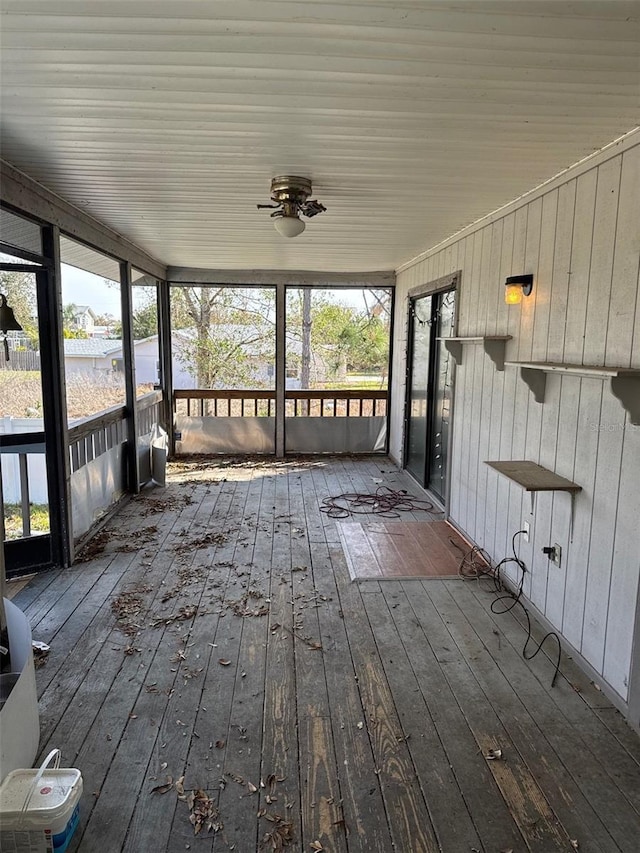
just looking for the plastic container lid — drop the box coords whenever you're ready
[0,768,82,823]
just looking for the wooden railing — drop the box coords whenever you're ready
[68,403,127,473]
[137,389,164,436]
[174,389,387,418]
[286,389,387,417]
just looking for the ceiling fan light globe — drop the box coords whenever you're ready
[274,216,306,238]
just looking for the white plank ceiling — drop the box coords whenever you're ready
[1,1,639,272]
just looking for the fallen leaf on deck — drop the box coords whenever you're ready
[247,782,258,793]
[484,748,502,760]
[150,776,173,795]
[215,740,225,749]
[310,842,324,851]
[218,658,231,666]
[570,842,579,850]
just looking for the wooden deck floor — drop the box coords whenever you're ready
[15,456,640,853]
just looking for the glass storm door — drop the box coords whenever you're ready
[404,289,455,503]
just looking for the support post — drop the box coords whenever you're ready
[275,283,286,458]
[157,280,174,454]
[120,261,140,493]
[40,227,73,567]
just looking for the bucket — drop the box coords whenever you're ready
[0,749,83,853]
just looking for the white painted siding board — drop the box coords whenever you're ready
[562,169,597,363]
[507,206,528,342]
[497,213,515,338]
[561,379,604,650]
[605,146,640,368]
[529,378,561,609]
[603,422,640,700]
[633,264,640,369]
[546,180,577,362]
[580,391,626,673]
[545,376,581,628]
[476,227,492,337]
[486,220,504,337]
[583,156,622,366]
[468,329,486,541]
[531,190,559,362]
[463,235,485,533]
[518,196,543,362]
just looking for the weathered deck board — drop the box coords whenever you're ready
[12,456,640,853]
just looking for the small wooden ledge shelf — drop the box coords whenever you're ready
[486,460,581,537]
[505,361,640,425]
[484,460,581,494]
[437,336,512,371]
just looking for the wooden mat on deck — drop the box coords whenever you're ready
[338,520,468,580]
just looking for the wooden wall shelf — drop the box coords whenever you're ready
[438,336,512,371]
[486,460,581,537]
[484,460,581,494]
[505,361,640,425]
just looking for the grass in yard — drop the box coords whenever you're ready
[3,503,50,539]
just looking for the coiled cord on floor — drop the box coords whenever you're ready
[320,486,439,519]
[456,531,562,688]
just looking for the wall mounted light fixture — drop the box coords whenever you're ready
[504,274,534,305]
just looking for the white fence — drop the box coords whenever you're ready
[0,417,48,504]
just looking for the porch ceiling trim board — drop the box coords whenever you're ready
[167,268,396,287]
[396,126,640,274]
[0,159,167,281]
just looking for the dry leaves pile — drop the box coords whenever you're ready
[172,530,229,555]
[110,585,153,636]
[138,493,194,517]
[75,529,111,562]
[227,588,270,618]
[150,604,199,628]
[259,813,294,851]
[115,525,159,552]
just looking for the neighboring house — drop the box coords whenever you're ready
[70,305,96,334]
[63,337,123,374]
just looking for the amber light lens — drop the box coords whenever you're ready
[504,284,523,305]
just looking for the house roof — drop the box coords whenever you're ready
[63,339,122,358]
[0,2,638,272]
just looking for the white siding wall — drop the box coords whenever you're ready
[390,132,640,709]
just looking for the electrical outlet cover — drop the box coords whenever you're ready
[553,544,562,567]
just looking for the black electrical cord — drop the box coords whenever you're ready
[457,530,562,687]
[320,486,439,519]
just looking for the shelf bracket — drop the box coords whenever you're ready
[520,366,547,403]
[611,376,640,426]
[443,339,464,365]
[483,339,507,371]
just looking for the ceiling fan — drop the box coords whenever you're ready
[257,176,326,238]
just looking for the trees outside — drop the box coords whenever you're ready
[171,287,276,389]
[287,288,391,389]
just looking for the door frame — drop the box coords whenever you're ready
[0,237,72,574]
[402,271,460,511]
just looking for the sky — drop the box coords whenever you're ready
[59,269,388,321]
